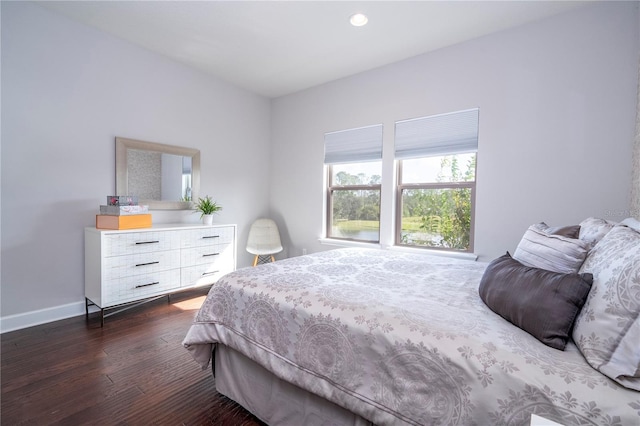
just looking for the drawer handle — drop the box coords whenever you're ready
[203,253,220,257]
[136,261,160,267]
[135,241,159,245]
[135,281,159,288]
[202,235,220,239]
[202,271,219,277]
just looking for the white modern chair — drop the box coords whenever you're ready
[246,218,283,266]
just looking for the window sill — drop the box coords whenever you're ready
[318,238,478,261]
[318,238,381,250]
[387,245,478,261]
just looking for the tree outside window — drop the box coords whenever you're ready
[328,162,381,242]
[397,153,476,251]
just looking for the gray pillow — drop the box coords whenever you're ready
[513,223,589,274]
[479,253,593,350]
[572,219,640,391]
[547,224,581,238]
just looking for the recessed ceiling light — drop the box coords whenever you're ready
[350,13,368,27]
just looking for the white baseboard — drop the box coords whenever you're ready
[0,300,98,334]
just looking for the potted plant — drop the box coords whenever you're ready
[193,195,222,225]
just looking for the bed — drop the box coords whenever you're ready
[183,218,640,426]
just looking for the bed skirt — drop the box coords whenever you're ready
[215,344,373,426]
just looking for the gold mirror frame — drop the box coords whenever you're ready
[115,137,200,210]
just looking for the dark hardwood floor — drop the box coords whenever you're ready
[1,289,266,425]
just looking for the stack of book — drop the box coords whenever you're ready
[96,195,152,230]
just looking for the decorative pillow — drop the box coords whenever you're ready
[572,218,640,391]
[479,253,593,350]
[513,223,590,274]
[546,223,581,239]
[578,217,615,249]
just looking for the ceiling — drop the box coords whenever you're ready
[38,1,591,98]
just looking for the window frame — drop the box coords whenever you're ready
[395,157,477,252]
[326,164,382,243]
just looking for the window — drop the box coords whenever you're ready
[395,109,479,252]
[327,162,381,242]
[324,125,383,243]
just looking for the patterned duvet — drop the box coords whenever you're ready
[183,248,639,425]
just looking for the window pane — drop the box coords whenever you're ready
[402,153,476,184]
[331,189,380,242]
[400,187,472,250]
[331,162,382,186]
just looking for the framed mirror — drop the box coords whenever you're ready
[115,137,200,210]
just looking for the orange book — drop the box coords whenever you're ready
[96,214,152,230]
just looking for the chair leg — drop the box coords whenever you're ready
[252,254,276,266]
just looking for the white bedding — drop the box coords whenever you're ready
[183,248,640,425]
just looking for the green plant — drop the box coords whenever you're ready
[193,196,222,218]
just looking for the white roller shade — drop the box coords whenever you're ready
[324,124,383,164]
[395,108,479,159]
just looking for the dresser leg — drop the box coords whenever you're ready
[85,298,89,321]
[101,309,105,328]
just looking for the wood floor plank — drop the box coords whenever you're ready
[1,289,266,426]
[1,345,108,392]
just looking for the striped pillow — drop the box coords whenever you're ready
[513,223,589,274]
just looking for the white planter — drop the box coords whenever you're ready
[202,214,214,225]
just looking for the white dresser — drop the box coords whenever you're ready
[84,223,236,325]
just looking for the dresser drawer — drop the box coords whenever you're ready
[103,268,181,306]
[104,250,180,280]
[180,226,235,249]
[181,263,232,288]
[103,231,181,257]
[181,242,233,267]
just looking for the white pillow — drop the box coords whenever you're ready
[578,217,615,249]
[572,218,640,391]
[513,223,589,274]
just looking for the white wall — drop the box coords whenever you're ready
[270,1,640,262]
[2,1,639,332]
[1,2,271,329]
